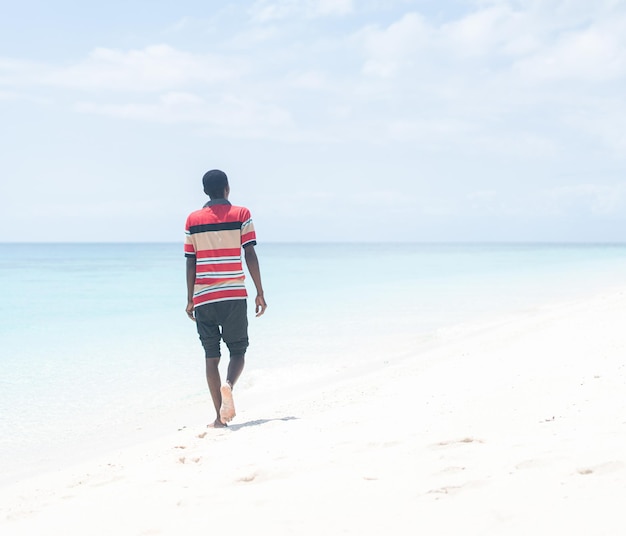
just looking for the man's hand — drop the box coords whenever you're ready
[255,294,267,317]
[186,300,196,321]
[244,245,266,317]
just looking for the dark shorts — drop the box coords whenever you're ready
[194,299,249,359]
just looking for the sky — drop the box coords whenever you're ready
[1,0,626,242]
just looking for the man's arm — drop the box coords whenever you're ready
[244,245,267,317]
[186,256,197,321]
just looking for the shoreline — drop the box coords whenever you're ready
[4,242,626,485]
[3,285,626,534]
[0,289,626,535]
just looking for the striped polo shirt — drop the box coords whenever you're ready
[184,199,257,308]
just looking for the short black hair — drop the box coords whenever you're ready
[202,169,229,198]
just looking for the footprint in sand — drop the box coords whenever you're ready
[427,480,483,497]
[435,466,466,475]
[427,485,464,495]
[435,437,484,447]
[236,472,258,483]
[178,456,202,465]
[576,461,624,476]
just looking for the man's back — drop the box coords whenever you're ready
[185,200,257,307]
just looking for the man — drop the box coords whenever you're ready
[185,169,267,428]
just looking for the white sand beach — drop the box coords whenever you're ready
[2,287,626,535]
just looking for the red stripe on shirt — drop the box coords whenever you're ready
[197,263,242,273]
[196,248,242,259]
[194,288,247,306]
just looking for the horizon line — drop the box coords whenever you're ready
[2,240,626,246]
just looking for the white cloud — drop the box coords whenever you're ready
[356,2,626,83]
[344,2,626,159]
[2,45,245,92]
[3,2,626,159]
[359,12,431,77]
[441,4,541,58]
[513,19,626,82]
[249,0,353,22]
[75,91,293,139]
[67,45,244,91]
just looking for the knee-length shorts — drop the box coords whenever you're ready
[194,300,249,359]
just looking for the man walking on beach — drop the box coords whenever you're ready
[185,169,267,428]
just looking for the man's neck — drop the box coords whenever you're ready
[204,198,231,207]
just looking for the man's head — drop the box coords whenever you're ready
[202,169,230,199]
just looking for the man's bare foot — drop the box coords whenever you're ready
[220,384,236,424]
[208,418,227,429]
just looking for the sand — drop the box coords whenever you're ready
[2,288,626,535]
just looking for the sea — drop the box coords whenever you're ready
[2,242,626,483]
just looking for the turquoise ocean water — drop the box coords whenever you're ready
[2,242,626,482]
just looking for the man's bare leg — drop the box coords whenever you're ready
[226,354,245,388]
[220,355,245,424]
[205,357,227,428]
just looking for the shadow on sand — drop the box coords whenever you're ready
[228,416,298,431]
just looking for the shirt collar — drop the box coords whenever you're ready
[203,198,231,208]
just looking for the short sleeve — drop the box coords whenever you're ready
[184,216,196,258]
[241,209,257,248]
